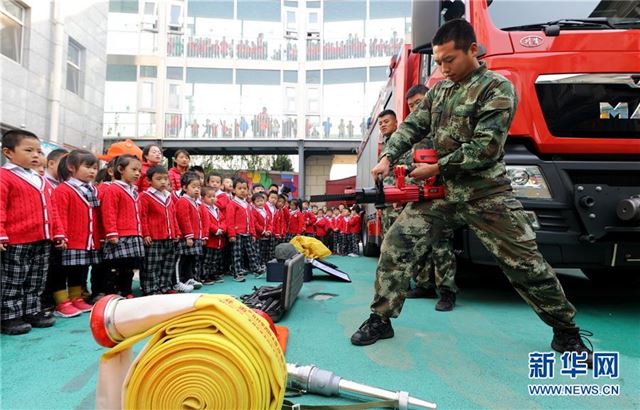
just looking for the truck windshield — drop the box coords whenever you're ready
[488,0,640,31]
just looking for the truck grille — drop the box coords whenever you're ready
[567,170,640,187]
[535,209,570,232]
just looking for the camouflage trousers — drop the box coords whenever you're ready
[371,192,577,330]
[383,205,457,293]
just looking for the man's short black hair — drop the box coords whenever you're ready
[233,177,248,188]
[432,18,476,52]
[406,84,429,101]
[2,129,39,151]
[377,109,396,120]
[47,148,68,162]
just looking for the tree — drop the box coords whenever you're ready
[271,155,293,172]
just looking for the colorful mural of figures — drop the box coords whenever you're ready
[237,170,299,198]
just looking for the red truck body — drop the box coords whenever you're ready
[357,0,640,279]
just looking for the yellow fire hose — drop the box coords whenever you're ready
[91,293,287,409]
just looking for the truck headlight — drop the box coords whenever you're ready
[506,166,552,200]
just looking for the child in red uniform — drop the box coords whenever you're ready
[265,191,278,259]
[251,193,272,267]
[175,172,207,292]
[286,199,304,241]
[336,208,349,256]
[346,206,362,257]
[0,130,67,335]
[226,178,265,281]
[302,200,317,237]
[273,194,289,245]
[136,144,162,193]
[201,186,226,284]
[51,150,101,317]
[140,166,181,295]
[168,149,190,192]
[101,155,145,298]
[314,209,331,247]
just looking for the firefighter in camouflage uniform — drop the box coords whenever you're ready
[351,19,593,367]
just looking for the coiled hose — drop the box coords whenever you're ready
[91,293,287,409]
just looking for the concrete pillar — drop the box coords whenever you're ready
[298,139,305,199]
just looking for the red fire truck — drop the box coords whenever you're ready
[357,0,640,281]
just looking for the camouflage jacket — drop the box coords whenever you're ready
[380,63,517,202]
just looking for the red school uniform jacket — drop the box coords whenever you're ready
[0,167,66,245]
[225,197,255,239]
[168,167,185,192]
[198,202,211,241]
[214,190,231,212]
[315,216,331,238]
[272,207,286,238]
[140,189,180,240]
[135,162,152,193]
[304,210,317,234]
[251,205,270,239]
[288,209,304,236]
[265,203,275,233]
[53,182,101,250]
[347,214,362,234]
[336,216,347,233]
[330,216,339,232]
[205,205,226,249]
[175,196,207,240]
[101,181,142,239]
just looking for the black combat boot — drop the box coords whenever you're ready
[551,328,594,368]
[435,290,456,311]
[350,313,394,346]
[406,286,438,299]
[0,318,32,335]
[23,311,56,328]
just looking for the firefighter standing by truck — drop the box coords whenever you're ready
[403,84,459,310]
[350,19,594,366]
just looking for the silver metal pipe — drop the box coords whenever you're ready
[286,363,436,409]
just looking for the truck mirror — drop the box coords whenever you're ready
[412,0,441,53]
[412,0,466,54]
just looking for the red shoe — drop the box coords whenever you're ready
[71,297,93,313]
[164,290,177,294]
[54,300,82,318]
[125,294,134,299]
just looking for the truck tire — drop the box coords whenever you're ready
[363,242,380,257]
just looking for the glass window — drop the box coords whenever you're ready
[287,11,296,29]
[238,0,281,22]
[369,0,411,19]
[236,69,280,85]
[168,83,181,110]
[285,86,296,112]
[369,66,388,82]
[106,64,137,81]
[168,3,182,31]
[66,39,83,95]
[324,67,366,84]
[283,70,298,83]
[324,0,365,22]
[0,0,25,63]
[143,1,156,15]
[109,0,138,13]
[140,81,155,109]
[167,66,183,80]
[309,12,318,24]
[140,65,157,78]
[188,0,233,18]
[138,112,156,137]
[306,70,320,84]
[141,1,157,31]
[186,67,233,84]
[307,87,319,113]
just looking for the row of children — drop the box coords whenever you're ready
[0,131,362,336]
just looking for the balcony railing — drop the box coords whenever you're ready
[165,33,402,61]
[103,112,366,140]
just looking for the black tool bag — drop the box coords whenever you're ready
[240,285,285,322]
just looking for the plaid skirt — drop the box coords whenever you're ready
[103,236,145,260]
[176,239,203,256]
[61,249,102,266]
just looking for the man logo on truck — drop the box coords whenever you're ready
[599,102,640,120]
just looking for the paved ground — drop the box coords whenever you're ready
[1,255,638,409]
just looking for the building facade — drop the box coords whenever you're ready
[104,0,411,141]
[0,0,108,151]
